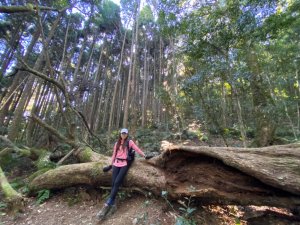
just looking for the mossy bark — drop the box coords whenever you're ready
[0,166,24,213]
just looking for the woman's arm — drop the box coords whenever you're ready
[111,143,117,164]
[129,140,145,158]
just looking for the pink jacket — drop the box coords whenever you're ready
[111,139,145,167]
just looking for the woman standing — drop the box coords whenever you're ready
[96,128,146,220]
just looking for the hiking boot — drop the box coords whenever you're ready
[106,204,117,217]
[96,204,110,220]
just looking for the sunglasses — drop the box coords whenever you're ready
[121,132,128,135]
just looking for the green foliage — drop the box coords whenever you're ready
[175,216,196,225]
[36,158,56,171]
[20,185,30,195]
[0,202,7,210]
[177,196,197,225]
[0,153,14,170]
[235,217,241,225]
[117,190,132,201]
[135,128,163,152]
[93,0,121,33]
[10,178,25,190]
[52,0,69,8]
[36,189,50,204]
[140,5,155,26]
[162,190,197,225]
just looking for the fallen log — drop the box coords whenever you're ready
[29,142,300,209]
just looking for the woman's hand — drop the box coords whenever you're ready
[103,165,112,172]
[145,154,153,160]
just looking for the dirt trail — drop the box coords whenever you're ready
[2,188,298,225]
[1,191,174,225]
[0,188,239,225]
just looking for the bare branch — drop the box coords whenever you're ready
[17,59,66,95]
[56,148,76,166]
[72,108,107,149]
[29,114,79,148]
[0,135,22,152]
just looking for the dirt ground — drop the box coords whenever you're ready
[1,186,299,225]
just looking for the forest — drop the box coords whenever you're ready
[0,0,300,224]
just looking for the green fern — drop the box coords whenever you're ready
[36,189,50,204]
[0,201,7,209]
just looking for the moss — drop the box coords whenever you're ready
[81,149,92,162]
[2,182,20,199]
[35,151,56,170]
[19,149,32,157]
[0,167,22,200]
[90,162,104,179]
[28,168,52,182]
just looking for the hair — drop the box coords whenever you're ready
[116,135,129,152]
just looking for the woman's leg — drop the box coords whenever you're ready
[111,166,121,186]
[97,166,128,219]
[106,166,129,206]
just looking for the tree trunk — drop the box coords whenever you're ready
[26,78,47,146]
[29,142,300,209]
[88,45,104,131]
[123,0,141,128]
[0,166,24,213]
[0,27,40,127]
[107,30,128,145]
[245,45,276,147]
[101,79,110,129]
[142,42,148,127]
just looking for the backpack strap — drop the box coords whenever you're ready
[125,138,131,149]
[126,138,135,162]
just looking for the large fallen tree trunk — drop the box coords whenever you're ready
[29,142,300,209]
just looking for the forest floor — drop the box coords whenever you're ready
[1,135,300,225]
[2,186,298,225]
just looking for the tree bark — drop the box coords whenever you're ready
[29,142,300,209]
[123,0,141,128]
[0,166,24,213]
[107,29,128,145]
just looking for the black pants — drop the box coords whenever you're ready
[106,165,129,205]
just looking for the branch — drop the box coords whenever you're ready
[17,59,66,95]
[29,114,79,148]
[56,148,76,166]
[0,135,22,152]
[0,5,59,14]
[72,108,107,149]
[0,136,33,158]
[0,147,14,158]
